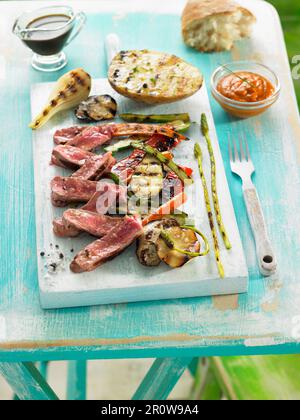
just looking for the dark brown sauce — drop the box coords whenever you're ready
[23,14,72,56]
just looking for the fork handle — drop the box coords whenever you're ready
[243,186,277,276]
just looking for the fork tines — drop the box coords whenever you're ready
[229,136,251,163]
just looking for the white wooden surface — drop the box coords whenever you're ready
[31,79,248,309]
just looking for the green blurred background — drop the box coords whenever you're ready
[268,0,300,109]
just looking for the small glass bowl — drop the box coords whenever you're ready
[211,61,281,118]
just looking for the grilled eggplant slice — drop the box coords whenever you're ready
[157,226,200,268]
[75,95,117,121]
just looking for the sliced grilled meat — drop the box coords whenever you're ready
[53,126,85,145]
[62,210,123,238]
[51,177,98,207]
[66,125,116,151]
[53,183,128,237]
[70,216,143,273]
[51,145,94,169]
[71,153,116,181]
[53,218,81,237]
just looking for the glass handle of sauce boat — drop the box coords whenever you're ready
[65,12,86,46]
[105,33,121,67]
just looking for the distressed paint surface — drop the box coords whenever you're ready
[0,362,59,400]
[133,357,193,400]
[0,0,300,361]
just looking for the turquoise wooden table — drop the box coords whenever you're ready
[0,0,300,400]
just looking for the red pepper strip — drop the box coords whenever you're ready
[161,151,193,177]
[142,192,188,226]
[180,166,193,177]
[111,134,185,183]
[147,133,185,151]
[161,172,184,204]
[111,149,145,183]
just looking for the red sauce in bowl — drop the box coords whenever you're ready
[217,71,275,103]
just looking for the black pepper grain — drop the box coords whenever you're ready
[49,263,57,271]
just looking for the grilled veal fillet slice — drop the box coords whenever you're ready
[66,125,116,151]
[71,153,116,181]
[70,216,143,273]
[54,126,85,145]
[53,218,81,237]
[51,145,94,169]
[62,210,123,238]
[51,177,97,207]
[53,183,128,236]
[84,183,128,212]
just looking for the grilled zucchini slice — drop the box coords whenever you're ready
[108,50,203,104]
[157,226,200,268]
[130,155,163,199]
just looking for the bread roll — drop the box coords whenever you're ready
[182,0,256,52]
[108,50,203,104]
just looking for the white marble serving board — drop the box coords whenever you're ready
[31,79,248,309]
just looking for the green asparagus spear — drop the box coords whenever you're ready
[130,142,194,185]
[194,143,225,278]
[201,113,232,250]
[120,113,190,124]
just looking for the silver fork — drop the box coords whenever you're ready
[229,138,277,276]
